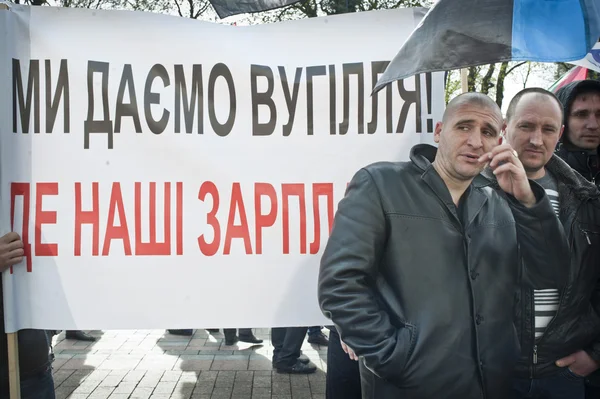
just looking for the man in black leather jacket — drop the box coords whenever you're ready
[318,92,569,399]
[504,87,600,399]
[554,80,600,398]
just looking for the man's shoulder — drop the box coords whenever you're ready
[547,155,600,198]
[360,160,415,178]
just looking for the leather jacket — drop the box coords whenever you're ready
[556,144,600,187]
[318,144,569,399]
[512,154,600,380]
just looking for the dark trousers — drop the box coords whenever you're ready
[1,365,56,399]
[513,369,585,399]
[223,328,253,340]
[21,366,55,399]
[586,383,600,399]
[271,327,307,368]
[326,328,361,399]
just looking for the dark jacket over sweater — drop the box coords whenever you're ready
[511,154,600,379]
[318,144,569,399]
[554,79,600,386]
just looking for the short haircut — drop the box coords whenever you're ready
[443,92,501,123]
[505,88,564,122]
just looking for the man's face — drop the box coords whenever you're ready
[567,92,600,150]
[434,102,502,181]
[505,94,563,176]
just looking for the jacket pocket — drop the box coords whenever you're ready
[390,322,418,384]
[401,322,418,367]
[363,322,418,386]
[561,367,585,381]
[548,305,600,358]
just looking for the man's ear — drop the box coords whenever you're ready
[434,122,443,143]
[559,125,565,141]
[500,120,508,144]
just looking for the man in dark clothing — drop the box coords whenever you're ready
[554,80,600,398]
[503,87,600,399]
[0,232,55,399]
[318,93,569,399]
[555,80,600,187]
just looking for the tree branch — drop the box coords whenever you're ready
[187,0,195,18]
[275,6,290,20]
[505,61,527,76]
[522,62,532,88]
[192,0,209,18]
[173,0,184,17]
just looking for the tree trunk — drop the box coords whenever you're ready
[495,62,509,108]
[480,64,496,94]
[467,66,478,92]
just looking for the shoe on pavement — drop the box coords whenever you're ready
[298,353,310,364]
[272,353,310,367]
[65,330,97,342]
[207,329,220,333]
[224,336,239,346]
[276,360,317,374]
[307,332,329,346]
[238,334,263,344]
[167,329,194,336]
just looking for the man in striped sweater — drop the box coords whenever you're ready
[504,87,600,399]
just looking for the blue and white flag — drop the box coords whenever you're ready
[374,0,600,92]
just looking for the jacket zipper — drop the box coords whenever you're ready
[530,282,566,379]
[580,227,600,245]
[528,209,582,378]
[583,230,591,244]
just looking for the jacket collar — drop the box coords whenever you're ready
[410,143,493,189]
[410,144,490,229]
[545,154,599,200]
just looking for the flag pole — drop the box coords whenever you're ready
[461,68,468,93]
[7,332,21,399]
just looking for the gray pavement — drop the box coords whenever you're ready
[51,328,329,399]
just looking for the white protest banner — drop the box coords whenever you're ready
[0,4,445,332]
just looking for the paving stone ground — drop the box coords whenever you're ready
[51,328,328,399]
